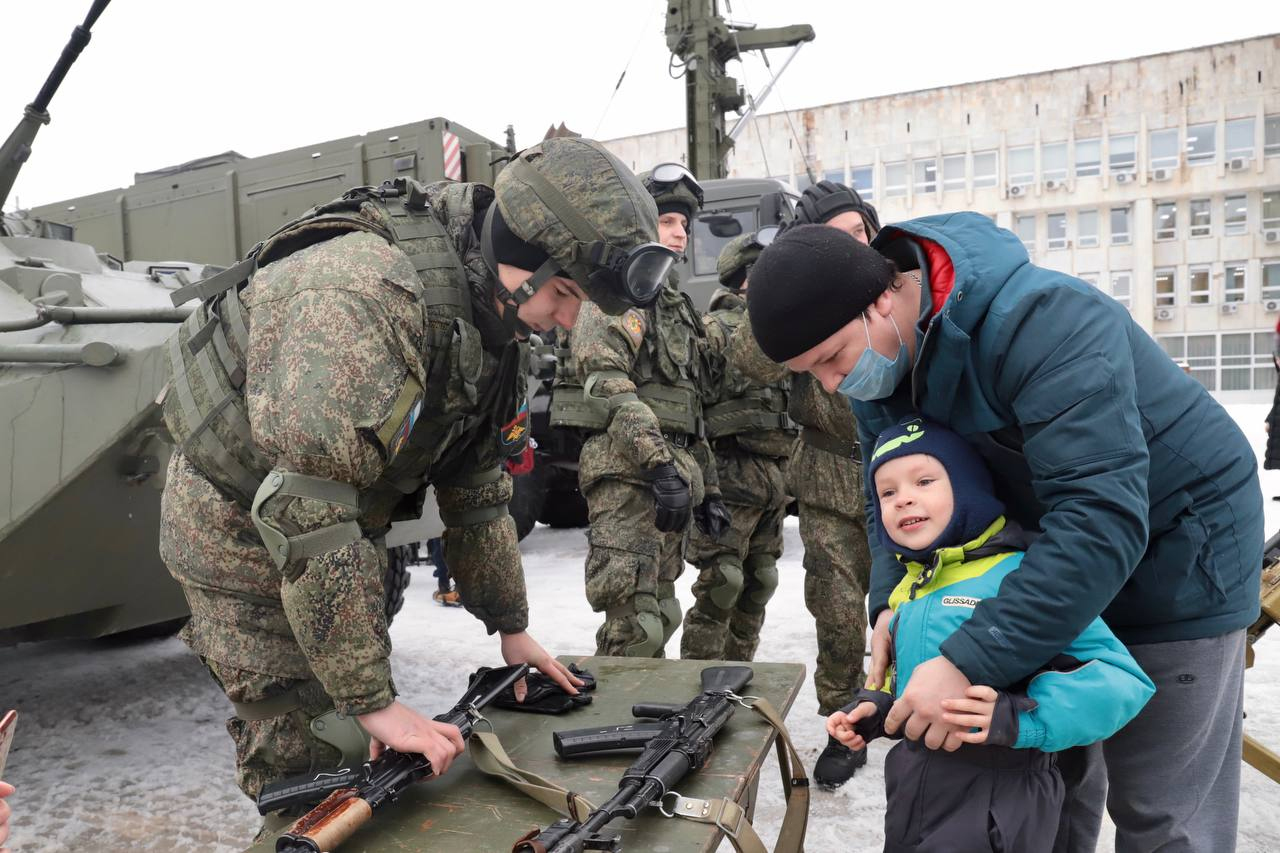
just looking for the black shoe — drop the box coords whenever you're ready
[813,734,868,788]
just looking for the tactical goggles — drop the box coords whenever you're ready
[754,225,780,248]
[647,162,705,208]
[586,240,678,308]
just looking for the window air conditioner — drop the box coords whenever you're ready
[1154,307,1175,321]
[1265,299,1280,313]
[1150,168,1173,182]
[1264,229,1280,244]
[1008,183,1027,197]
[1228,157,1251,172]
[1220,303,1239,315]
[1044,178,1063,191]
[1115,172,1136,184]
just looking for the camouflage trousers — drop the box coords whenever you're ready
[582,476,687,657]
[159,453,374,802]
[681,450,788,662]
[789,441,872,715]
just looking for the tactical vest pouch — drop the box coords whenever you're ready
[636,380,701,437]
[704,387,795,439]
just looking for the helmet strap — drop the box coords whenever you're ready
[495,256,560,339]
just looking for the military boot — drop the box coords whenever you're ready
[813,735,867,788]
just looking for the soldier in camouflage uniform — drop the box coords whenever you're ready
[680,230,796,661]
[551,163,729,658]
[729,181,881,787]
[157,138,674,814]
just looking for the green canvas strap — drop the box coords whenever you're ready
[250,471,363,571]
[169,256,255,306]
[800,426,861,462]
[231,687,304,722]
[470,731,598,821]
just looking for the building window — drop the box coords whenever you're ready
[1110,205,1131,245]
[884,161,906,198]
[1225,118,1255,161]
[796,171,814,192]
[1075,138,1101,178]
[1185,122,1216,165]
[1224,261,1247,303]
[1224,194,1248,235]
[1154,201,1178,241]
[1042,142,1068,182]
[1077,209,1099,248]
[1267,114,1280,158]
[972,150,998,188]
[1111,270,1132,308]
[851,165,874,202]
[914,157,938,194]
[1188,265,1211,305]
[942,154,965,191]
[1189,198,1211,238]
[1263,190,1280,231]
[1149,128,1180,171]
[1109,134,1137,175]
[823,168,846,184]
[1264,261,1280,301]
[1014,214,1036,251]
[1046,213,1067,250]
[1079,272,1099,288]
[1155,268,1176,307]
[1162,333,1274,392]
[1220,332,1266,391]
[1008,146,1035,186]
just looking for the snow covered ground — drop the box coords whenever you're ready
[1,405,1278,852]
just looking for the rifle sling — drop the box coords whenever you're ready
[473,698,809,853]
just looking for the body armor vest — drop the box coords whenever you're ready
[549,287,704,437]
[702,291,796,454]
[162,180,492,509]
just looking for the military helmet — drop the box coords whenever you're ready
[490,138,673,315]
[792,180,881,235]
[640,162,704,224]
[716,226,779,289]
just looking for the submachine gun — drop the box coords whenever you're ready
[259,663,528,853]
[1245,530,1280,783]
[514,665,804,853]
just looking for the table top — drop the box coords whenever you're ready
[245,655,805,853]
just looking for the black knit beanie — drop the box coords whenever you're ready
[487,203,552,272]
[657,199,694,222]
[746,224,897,363]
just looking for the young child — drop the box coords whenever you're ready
[828,417,1155,852]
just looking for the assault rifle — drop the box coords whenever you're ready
[259,662,528,852]
[1245,530,1280,783]
[513,665,754,853]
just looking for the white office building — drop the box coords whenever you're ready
[604,34,1280,400]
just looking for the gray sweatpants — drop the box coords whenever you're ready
[1053,630,1247,853]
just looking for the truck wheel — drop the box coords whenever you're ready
[510,469,546,541]
[538,486,589,528]
[384,544,414,623]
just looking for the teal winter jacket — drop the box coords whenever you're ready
[854,213,1263,689]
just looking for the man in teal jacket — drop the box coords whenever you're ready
[747,215,1263,853]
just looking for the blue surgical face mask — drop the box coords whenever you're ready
[836,312,910,402]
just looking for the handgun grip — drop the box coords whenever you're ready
[553,722,667,758]
[631,702,683,719]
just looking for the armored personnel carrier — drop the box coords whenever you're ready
[0,0,213,643]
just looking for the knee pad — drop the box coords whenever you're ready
[309,709,372,768]
[656,582,683,647]
[708,556,746,611]
[626,609,666,658]
[741,554,779,613]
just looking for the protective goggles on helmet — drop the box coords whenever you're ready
[586,240,678,308]
[646,162,705,208]
[754,225,781,248]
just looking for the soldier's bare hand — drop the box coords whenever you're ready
[500,631,584,700]
[866,609,893,690]
[357,701,465,777]
[0,779,16,852]
[884,655,971,750]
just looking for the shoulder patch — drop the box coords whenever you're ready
[622,309,646,348]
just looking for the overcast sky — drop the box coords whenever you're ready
[4,0,1278,209]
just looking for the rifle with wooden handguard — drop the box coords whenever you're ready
[260,662,528,852]
[512,665,754,853]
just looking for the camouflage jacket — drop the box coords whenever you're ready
[700,290,796,459]
[165,182,530,714]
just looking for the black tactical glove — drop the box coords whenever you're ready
[468,664,598,715]
[694,496,732,540]
[643,462,691,532]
